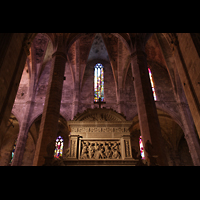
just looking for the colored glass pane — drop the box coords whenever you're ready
[94,63,104,102]
[10,139,17,164]
[139,136,145,159]
[54,136,64,158]
[148,68,157,101]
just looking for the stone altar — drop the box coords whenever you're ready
[63,108,138,166]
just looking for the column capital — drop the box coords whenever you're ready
[52,50,67,61]
[22,39,31,56]
[130,50,147,59]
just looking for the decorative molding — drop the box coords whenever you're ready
[167,33,179,54]
[70,127,130,133]
[22,33,37,56]
[81,113,121,121]
[72,108,126,121]
[79,140,121,160]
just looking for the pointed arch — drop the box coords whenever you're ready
[101,33,118,92]
[122,55,131,89]
[78,33,96,90]
[0,113,19,166]
[155,33,177,95]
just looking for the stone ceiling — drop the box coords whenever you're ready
[87,33,110,62]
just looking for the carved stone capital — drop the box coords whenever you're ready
[23,39,31,56]
[22,33,36,56]
[168,33,179,53]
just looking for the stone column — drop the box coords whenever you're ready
[71,40,80,119]
[117,89,125,115]
[32,48,67,166]
[121,135,132,159]
[0,33,28,151]
[177,102,200,165]
[11,96,36,166]
[69,135,80,159]
[172,33,200,139]
[130,37,167,165]
[174,67,200,165]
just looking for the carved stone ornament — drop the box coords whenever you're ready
[80,113,121,121]
[72,108,126,122]
[23,33,36,56]
[79,140,121,160]
[70,127,129,133]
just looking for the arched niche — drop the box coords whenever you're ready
[129,109,193,166]
[0,113,19,166]
[21,114,70,165]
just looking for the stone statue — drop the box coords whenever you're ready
[80,141,88,159]
[46,140,55,157]
[131,147,138,159]
[99,143,106,159]
[111,142,121,159]
[94,142,101,159]
[88,142,94,159]
[104,145,111,159]
[145,140,158,166]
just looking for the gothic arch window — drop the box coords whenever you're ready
[139,136,145,159]
[54,136,64,158]
[9,139,17,164]
[94,63,104,102]
[148,67,157,101]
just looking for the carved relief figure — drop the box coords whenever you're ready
[94,142,101,159]
[99,142,106,159]
[80,140,121,160]
[88,142,94,159]
[80,141,88,159]
[104,145,111,158]
[111,142,121,159]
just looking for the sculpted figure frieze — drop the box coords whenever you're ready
[80,140,121,159]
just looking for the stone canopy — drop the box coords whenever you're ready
[67,108,132,139]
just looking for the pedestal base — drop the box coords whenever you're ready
[64,158,139,166]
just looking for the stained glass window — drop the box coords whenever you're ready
[10,139,17,164]
[54,136,64,158]
[148,68,157,101]
[139,136,145,159]
[94,63,104,102]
